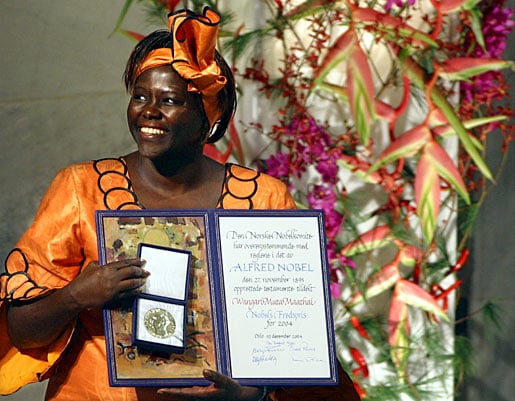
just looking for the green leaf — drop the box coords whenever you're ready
[482,301,504,331]
[285,0,337,20]
[434,115,507,150]
[469,7,486,51]
[111,0,136,37]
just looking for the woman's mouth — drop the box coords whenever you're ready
[140,127,166,135]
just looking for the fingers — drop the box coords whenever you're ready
[203,369,238,391]
[92,258,150,300]
[105,258,150,289]
[110,257,146,270]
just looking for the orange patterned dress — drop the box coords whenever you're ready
[0,158,296,401]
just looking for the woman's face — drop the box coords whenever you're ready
[127,66,207,161]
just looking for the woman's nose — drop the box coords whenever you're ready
[143,102,161,119]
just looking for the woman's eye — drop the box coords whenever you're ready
[132,93,146,102]
[163,97,180,105]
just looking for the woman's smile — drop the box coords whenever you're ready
[140,126,166,136]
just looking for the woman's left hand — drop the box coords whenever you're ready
[155,369,265,401]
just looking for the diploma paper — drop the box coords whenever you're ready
[217,215,332,380]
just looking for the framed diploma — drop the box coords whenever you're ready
[96,209,338,387]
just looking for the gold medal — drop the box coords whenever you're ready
[144,308,176,339]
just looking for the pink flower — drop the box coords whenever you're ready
[460,1,513,114]
[330,282,342,298]
[307,184,343,239]
[262,151,291,179]
[316,152,339,184]
[384,0,416,12]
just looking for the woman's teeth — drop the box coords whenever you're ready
[141,127,165,135]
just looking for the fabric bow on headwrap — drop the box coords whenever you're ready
[137,7,227,129]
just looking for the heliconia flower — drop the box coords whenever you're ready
[369,124,430,172]
[423,140,470,204]
[313,30,357,87]
[388,286,410,373]
[432,115,508,151]
[347,39,376,146]
[316,81,398,125]
[414,153,440,243]
[342,225,393,256]
[399,244,423,267]
[434,0,481,14]
[402,55,494,181]
[351,7,437,48]
[350,263,400,306]
[438,57,514,81]
[394,279,449,321]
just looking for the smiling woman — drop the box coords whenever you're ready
[0,6,306,401]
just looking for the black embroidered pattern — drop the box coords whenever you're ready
[217,163,260,209]
[1,249,47,302]
[93,158,142,210]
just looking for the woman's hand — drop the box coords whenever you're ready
[66,258,149,309]
[155,369,265,401]
[7,258,149,349]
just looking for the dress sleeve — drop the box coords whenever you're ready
[0,166,85,395]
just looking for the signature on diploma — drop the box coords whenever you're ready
[251,340,324,365]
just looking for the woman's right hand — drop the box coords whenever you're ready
[8,258,149,350]
[66,258,149,309]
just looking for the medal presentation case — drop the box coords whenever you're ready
[132,243,191,354]
[96,209,338,387]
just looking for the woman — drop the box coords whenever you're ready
[0,7,359,401]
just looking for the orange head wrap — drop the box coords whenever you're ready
[137,7,227,129]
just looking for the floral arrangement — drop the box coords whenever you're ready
[114,0,513,399]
